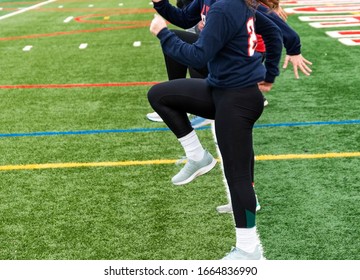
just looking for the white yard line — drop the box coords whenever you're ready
[0,0,56,21]
[63,16,73,23]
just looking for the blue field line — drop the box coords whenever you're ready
[254,119,360,128]
[0,119,359,138]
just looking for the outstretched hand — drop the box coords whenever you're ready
[150,14,167,36]
[283,54,313,79]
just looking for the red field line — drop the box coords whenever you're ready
[0,1,40,5]
[0,7,154,13]
[0,23,150,41]
[73,14,148,25]
[57,0,127,2]
[0,82,159,89]
[0,0,147,4]
[0,4,153,41]
[36,8,155,14]
[0,8,18,11]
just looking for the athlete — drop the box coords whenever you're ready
[146,0,204,123]
[216,1,313,214]
[148,0,283,259]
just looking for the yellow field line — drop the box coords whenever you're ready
[0,160,177,171]
[0,152,359,171]
[255,152,360,161]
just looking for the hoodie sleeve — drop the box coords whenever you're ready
[156,6,233,69]
[255,11,283,83]
[257,4,301,55]
[153,0,202,29]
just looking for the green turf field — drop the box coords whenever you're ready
[0,0,359,260]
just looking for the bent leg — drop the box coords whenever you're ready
[164,30,208,80]
[148,78,215,138]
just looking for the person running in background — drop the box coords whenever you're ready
[146,0,204,123]
[148,0,282,259]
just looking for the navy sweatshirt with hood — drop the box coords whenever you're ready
[154,0,283,87]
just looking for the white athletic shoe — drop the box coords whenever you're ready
[216,195,261,214]
[172,150,217,185]
[216,203,233,214]
[222,245,265,260]
[146,112,163,122]
[146,112,191,122]
[263,95,269,107]
[190,116,214,128]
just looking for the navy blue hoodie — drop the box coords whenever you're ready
[154,0,283,87]
[257,4,301,55]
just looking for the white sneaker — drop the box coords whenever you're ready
[216,203,233,214]
[263,95,269,107]
[146,112,163,122]
[190,116,213,128]
[146,112,191,122]
[221,245,265,260]
[172,150,217,185]
[216,195,261,214]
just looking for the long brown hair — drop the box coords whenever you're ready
[244,0,279,10]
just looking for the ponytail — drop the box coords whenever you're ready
[244,0,279,10]
[257,0,279,9]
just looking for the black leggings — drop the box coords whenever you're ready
[164,30,209,80]
[148,79,264,228]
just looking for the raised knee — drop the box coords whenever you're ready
[147,84,160,107]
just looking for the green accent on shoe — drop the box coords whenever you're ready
[171,150,217,185]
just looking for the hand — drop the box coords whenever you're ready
[258,81,273,93]
[150,14,167,36]
[197,21,204,32]
[283,54,313,79]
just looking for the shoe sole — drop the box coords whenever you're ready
[192,120,213,129]
[173,158,217,186]
[216,204,261,214]
[216,208,233,214]
[146,116,164,122]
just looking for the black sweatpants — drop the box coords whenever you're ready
[148,79,264,228]
[164,29,209,80]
